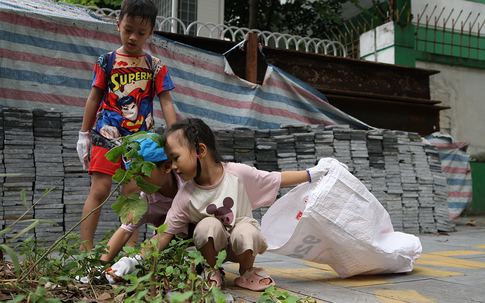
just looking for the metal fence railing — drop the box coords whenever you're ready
[76,3,485,61]
[415,4,485,60]
[74,4,347,57]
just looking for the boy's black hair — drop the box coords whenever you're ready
[119,0,158,30]
[117,95,136,107]
[165,118,225,165]
[153,160,166,168]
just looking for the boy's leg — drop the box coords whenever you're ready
[122,181,141,246]
[80,171,114,251]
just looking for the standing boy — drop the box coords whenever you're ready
[76,0,177,251]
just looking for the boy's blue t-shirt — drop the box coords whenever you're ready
[90,51,175,149]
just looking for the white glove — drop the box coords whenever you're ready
[307,158,349,183]
[74,266,103,284]
[105,255,143,284]
[75,275,89,284]
[76,130,91,170]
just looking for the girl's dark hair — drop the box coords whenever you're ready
[165,118,225,164]
[119,0,158,30]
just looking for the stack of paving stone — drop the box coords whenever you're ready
[254,130,278,172]
[269,128,289,138]
[2,108,35,250]
[281,125,314,198]
[61,113,91,240]
[397,131,420,234]
[33,109,65,247]
[382,131,404,231]
[433,173,454,232]
[0,112,4,243]
[0,109,461,243]
[424,144,455,232]
[234,127,256,167]
[367,130,387,205]
[253,130,277,223]
[281,125,314,171]
[370,166,388,206]
[367,130,385,170]
[409,132,437,233]
[314,128,334,159]
[0,110,3,149]
[272,129,297,171]
[294,132,316,171]
[213,127,235,162]
[272,128,297,197]
[350,130,371,190]
[330,125,353,171]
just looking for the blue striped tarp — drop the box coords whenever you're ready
[424,132,473,219]
[0,0,372,130]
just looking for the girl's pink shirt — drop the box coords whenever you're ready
[164,162,282,238]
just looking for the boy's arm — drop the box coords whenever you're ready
[101,227,134,262]
[81,86,104,131]
[104,231,174,283]
[158,90,176,129]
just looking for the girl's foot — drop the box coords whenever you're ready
[202,268,223,289]
[234,267,275,291]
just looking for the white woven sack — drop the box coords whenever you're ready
[261,158,422,278]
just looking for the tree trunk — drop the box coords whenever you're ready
[248,0,259,29]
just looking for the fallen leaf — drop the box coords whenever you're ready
[97,292,112,300]
[114,293,126,303]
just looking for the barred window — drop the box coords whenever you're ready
[178,0,197,35]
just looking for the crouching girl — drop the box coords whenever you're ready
[108,118,330,291]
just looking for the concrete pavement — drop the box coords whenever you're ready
[222,216,485,303]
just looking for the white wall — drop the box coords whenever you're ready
[416,61,485,156]
[360,22,396,64]
[196,0,224,38]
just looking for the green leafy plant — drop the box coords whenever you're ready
[0,185,58,277]
[258,285,316,303]
[106,131,164,225]
[109,222,230,302]
[23,278,62,303]
[14,132,163,283]
[1,131,235,302]
[112,193,148,226]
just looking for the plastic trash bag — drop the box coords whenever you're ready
[261,158,422,278]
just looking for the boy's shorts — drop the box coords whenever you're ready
[89,145,125,175]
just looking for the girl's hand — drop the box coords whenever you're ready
[307,158,348,183]
[105,255,143,283]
